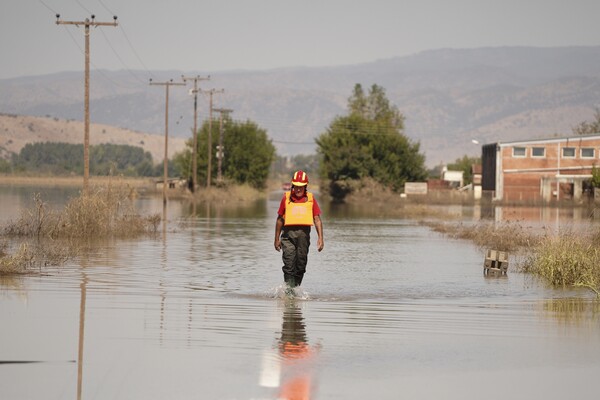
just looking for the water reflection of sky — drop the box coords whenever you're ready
[1,186,600,399]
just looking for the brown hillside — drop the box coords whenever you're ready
[0,114,187,162]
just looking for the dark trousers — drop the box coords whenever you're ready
[281,227,311,287]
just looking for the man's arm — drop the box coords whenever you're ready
[314,215,324,252]
[274,215,284,251]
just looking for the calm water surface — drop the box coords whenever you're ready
[1,186,600,400]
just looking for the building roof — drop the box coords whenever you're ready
[484,134,600,148]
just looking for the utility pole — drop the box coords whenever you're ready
[181,75,210,193]
[56,14,118,195]
[213,108,233,184]
[149,79,186,207]
[200,89,224,188]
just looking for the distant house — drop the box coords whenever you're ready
[482,135,600,202]
[441,167,464,188]
[155,178,188,190]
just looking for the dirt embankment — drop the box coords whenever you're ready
[0,174,153,189]
[0,113,187,163]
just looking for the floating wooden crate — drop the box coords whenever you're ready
[483,249,508,275]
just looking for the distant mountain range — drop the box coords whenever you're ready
[1,46,600,167]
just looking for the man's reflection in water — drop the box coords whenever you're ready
[261,299,319,400]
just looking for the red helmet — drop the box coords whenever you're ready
[291,170,309,186]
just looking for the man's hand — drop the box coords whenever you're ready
[314,215,324,252]
[274,216,284,251]
[317,237,324,252]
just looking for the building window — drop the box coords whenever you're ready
[562,147,576,158]
[531,147,545,157]
[512,146,526,157]
[581,148,595,158]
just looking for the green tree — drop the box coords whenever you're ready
[90,143,154,176]
[591,164,600,189]
[15,142,83,174]
[13,142,158,176]
[316,84,427,201]
[0,158,10,173]
[174,118,276,189]
[572,108,600,135]
[447,155,481,185]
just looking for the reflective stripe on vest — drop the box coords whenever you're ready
[284,192,314,226]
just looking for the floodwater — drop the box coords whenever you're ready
[1,186,600,400]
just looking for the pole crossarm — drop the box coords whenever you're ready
[56,14,118,28]
[213,108,233,114]
[149,80,187,88]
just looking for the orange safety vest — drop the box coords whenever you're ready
[284,192,314,226]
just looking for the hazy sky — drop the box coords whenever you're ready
[2,0,600,80]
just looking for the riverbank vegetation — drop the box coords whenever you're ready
[521,230,600,297]
[0,184,160,275]
[427,220,542,253]
[427,218,600,297]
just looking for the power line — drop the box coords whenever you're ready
[74,0,93,14]
[118,24,155,79]
[37,0,57,13]
[37,0,154,82]
[98,28,147,85]
[96,0,116,15]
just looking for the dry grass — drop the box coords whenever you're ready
[0,240,70,275]
[3,186,160,239]
[1,183,161,275]
[520,231,600,297]
[427,220,542,252]
[427,219,600,297]
[190,183,265,203]
[0,174,152,189]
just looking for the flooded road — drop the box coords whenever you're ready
[1,186,600,399]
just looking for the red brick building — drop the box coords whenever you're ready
[482,135,600,202]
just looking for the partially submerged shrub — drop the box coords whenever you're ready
[521,232,600,297]
[0,242,33,274]
[0,240,71,275]
[1,184,160,275]
[3,186,160,239]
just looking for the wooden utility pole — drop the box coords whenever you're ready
[56,14,118,195]
[181,75,210,193]
[200,89,224,188]
[213,108,233,183]
[149,79,186,207]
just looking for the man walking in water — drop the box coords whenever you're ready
[274,170,324,288]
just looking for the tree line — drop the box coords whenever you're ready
[5,142,164,177]
[174,84,431,197]
[3,83,505,198]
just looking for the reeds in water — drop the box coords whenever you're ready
[521,231,600,297]
[1,184,160,275]
[428,220,541,252]
[3,187,160,239]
